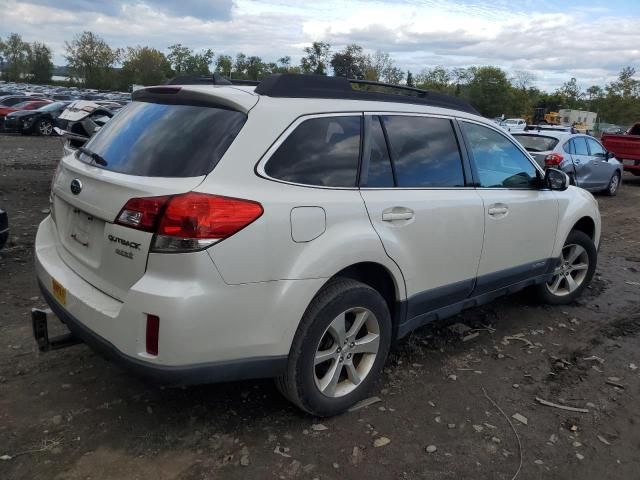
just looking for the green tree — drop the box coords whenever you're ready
[3,33,31,81]
[300,41,331,75]
[416,66,452,92]
[330,44,369,79]
[29,42,54,83]
[167,44,213,75]
[65,31,120,88]
[120,46,171,87]
[466,66,511,117]
[215,54,233,77]
[233,53,248,78]
[406,70,414,87]
[246,55,264,80]
[369,51,403,84]
[556,77,583,107]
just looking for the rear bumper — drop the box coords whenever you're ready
[623,161,640,174]
[36,284,287,384]
[34,215,324,384]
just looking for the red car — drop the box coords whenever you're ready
[0,99,53,120]
[601,123,640,175]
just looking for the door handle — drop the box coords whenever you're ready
[574,159,581,164]
[488,205,508,216]
[382,207,414,222]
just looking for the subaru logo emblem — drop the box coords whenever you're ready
[70,179,82,195]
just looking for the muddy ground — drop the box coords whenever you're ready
[1,135,639,480]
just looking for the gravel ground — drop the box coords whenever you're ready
[1,135,640,480]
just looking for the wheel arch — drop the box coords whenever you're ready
[324,262,406,332]
[572,216,596,241]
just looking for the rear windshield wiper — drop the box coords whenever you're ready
[78,146,108,167]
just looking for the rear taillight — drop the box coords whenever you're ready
[544,153,564,167]
[115,193,263,252]
[116,196,170,232]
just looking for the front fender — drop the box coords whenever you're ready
[551,186,601,257]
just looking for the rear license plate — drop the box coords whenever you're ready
[52,278,67,306]
[70,210,93,248]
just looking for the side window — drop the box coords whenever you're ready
[563,140,575,155]
[462,122,538,189]
[573,137,589,156]
[586,138,606,156]
[265,116,361,187]
[381,115,465,188]
[362,116,394,187]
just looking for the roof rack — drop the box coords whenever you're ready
[254,74,479,115]
[165,74,260,86]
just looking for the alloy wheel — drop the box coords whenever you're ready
[313,307,380,398]
[39,121,53,136]
[546,243,590,297]
[609,174,620,195]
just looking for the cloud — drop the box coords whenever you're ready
[1,0,639,90]
[14,0,233,20]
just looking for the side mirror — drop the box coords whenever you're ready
[545,168,569,191]
[606,151,615,160]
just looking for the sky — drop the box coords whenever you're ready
[1,0,640,91]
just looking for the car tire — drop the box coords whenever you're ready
[603,171,621,196]
[35,119,53,136]
[277,277,392,417]
[532,230,596,305]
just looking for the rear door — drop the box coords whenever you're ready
[50,97,251,301]
[359,114,484,315]
[460,120,558,294]
[570,136,598,189]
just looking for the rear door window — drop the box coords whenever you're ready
[82,101,247,177]
[381,115,465,187]
[573,137,589,156]
[563,140,575,155]
[265,116,361,187]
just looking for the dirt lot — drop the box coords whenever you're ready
[1,135,640,480]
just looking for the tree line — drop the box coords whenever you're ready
[1,31,639,125]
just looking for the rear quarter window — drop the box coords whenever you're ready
[82,101,247,177]
[265,116,361,187]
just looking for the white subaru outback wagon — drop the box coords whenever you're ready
[33,74,601,416]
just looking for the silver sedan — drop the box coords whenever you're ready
[513,131,624,196]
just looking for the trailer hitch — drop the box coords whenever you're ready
[32,308,82,352]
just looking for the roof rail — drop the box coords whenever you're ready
[165,74,260,86]
[254,74,479,115]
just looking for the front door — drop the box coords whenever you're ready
[460,121,559,294]
[570,136,599,189]
[359,114,484,317]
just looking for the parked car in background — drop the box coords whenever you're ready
[601,123,640,176]
[0,95,34,107]
[55,100,121,148]
[4,101,70,136]
[0,99,53,129]
[500,118,527,133]
[0,208,8,250]
[513,131,623,195]
[33,74,601,416]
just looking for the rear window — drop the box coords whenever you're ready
[382,115,465,188]
[265,116,361,187]
[513,135,559,152]
[81,101,246,177]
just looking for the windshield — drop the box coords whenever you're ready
[82,101,247,177]
[513,135,560,152]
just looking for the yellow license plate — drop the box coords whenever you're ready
[52,278,67,306]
